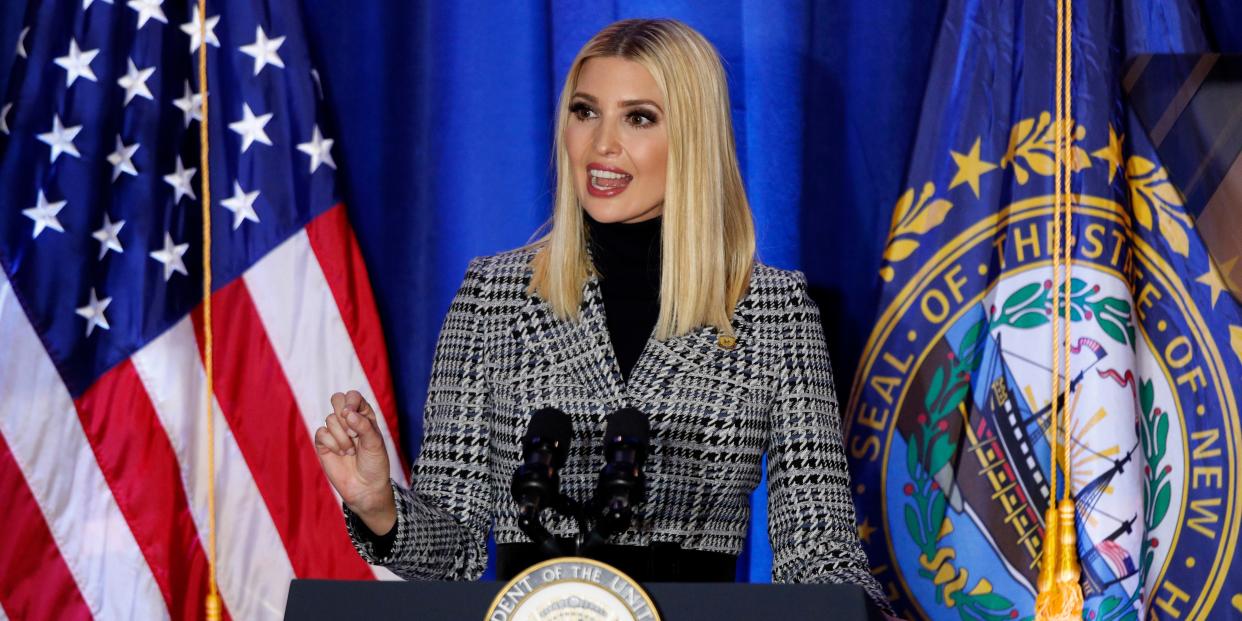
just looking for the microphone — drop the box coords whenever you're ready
[511,408,573,557]
[583,407,650,552]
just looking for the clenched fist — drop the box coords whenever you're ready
[315,390,397,535]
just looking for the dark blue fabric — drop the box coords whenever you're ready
[845,0,1242,618]
[3,0,1240,584]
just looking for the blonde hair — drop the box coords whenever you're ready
[527,18,756,340]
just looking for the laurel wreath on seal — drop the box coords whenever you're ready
[990,278,1135,347]
[1136,377,1171,580]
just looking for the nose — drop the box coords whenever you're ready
[593,120,621,157]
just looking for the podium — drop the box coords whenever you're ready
[285,578,886,620]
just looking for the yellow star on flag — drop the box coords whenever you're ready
[857,517,877,545]
[1196,255,1239,309]
[949,137,997,199]
[1091,125,1125,184]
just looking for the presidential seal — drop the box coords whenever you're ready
[485,557,661,621]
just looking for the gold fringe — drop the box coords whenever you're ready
[1034,504,1060,618]
[1037,499,1084,621]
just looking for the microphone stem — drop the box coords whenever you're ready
[518,507,563,558]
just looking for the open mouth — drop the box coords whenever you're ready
[588,166,632,195]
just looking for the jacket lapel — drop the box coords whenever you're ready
[626,302,757,406]
[512,274,626,411]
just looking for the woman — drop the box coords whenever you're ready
[316,18,888,608]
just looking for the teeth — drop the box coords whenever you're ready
[589,168,629,180]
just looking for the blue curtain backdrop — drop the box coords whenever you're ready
[2,0,1239,583]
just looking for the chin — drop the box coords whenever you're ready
[582,201,660,224]
[581,203,626,223]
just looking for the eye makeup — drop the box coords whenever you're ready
[568,100,659,128]
[626,109,658,128]
[569,101,596,120]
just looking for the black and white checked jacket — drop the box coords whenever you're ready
[345,246,886,604]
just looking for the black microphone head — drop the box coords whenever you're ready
[592,408,650,535]
[604,407,649,444]
[524,407,573,469]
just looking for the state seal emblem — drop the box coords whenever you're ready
[846,112,1242,621]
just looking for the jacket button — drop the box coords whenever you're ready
[717,335,737,350]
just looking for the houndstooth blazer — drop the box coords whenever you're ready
[344,245,887,606]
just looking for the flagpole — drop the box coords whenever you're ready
[197,0,221,617]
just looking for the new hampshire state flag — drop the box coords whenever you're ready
[845,1,1242,620]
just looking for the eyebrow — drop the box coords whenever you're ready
[571,92,663,112]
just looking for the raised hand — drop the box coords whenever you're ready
[315,390,397,535]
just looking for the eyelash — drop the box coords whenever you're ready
[628,111,657,128]
[569,102,658,129]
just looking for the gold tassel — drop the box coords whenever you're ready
[1040,499,1084,621]
[205,593,222,621]
[1034,504,1060,619]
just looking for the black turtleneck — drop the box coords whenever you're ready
[584,211,662,383]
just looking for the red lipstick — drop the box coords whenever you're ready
[586,163,633,198]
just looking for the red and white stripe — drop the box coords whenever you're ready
[0,205,406,619]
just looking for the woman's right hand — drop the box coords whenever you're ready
[315,390,397,535]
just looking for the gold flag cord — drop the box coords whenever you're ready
[1060,0,1076,508]
[197,0,220,618]
[1036,0,1066,608]
[1036,0,1083,619]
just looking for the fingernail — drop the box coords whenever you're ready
[347,448,356,456]
[347,429,358,438]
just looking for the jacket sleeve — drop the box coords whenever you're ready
[766,271,893,613]
[344,256,493,580]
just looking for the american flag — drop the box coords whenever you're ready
[1096,539,1137,577]
[0,1,408,619]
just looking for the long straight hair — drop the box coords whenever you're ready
[527,19,755,340]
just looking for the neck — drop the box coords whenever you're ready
[584,211,662,289]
